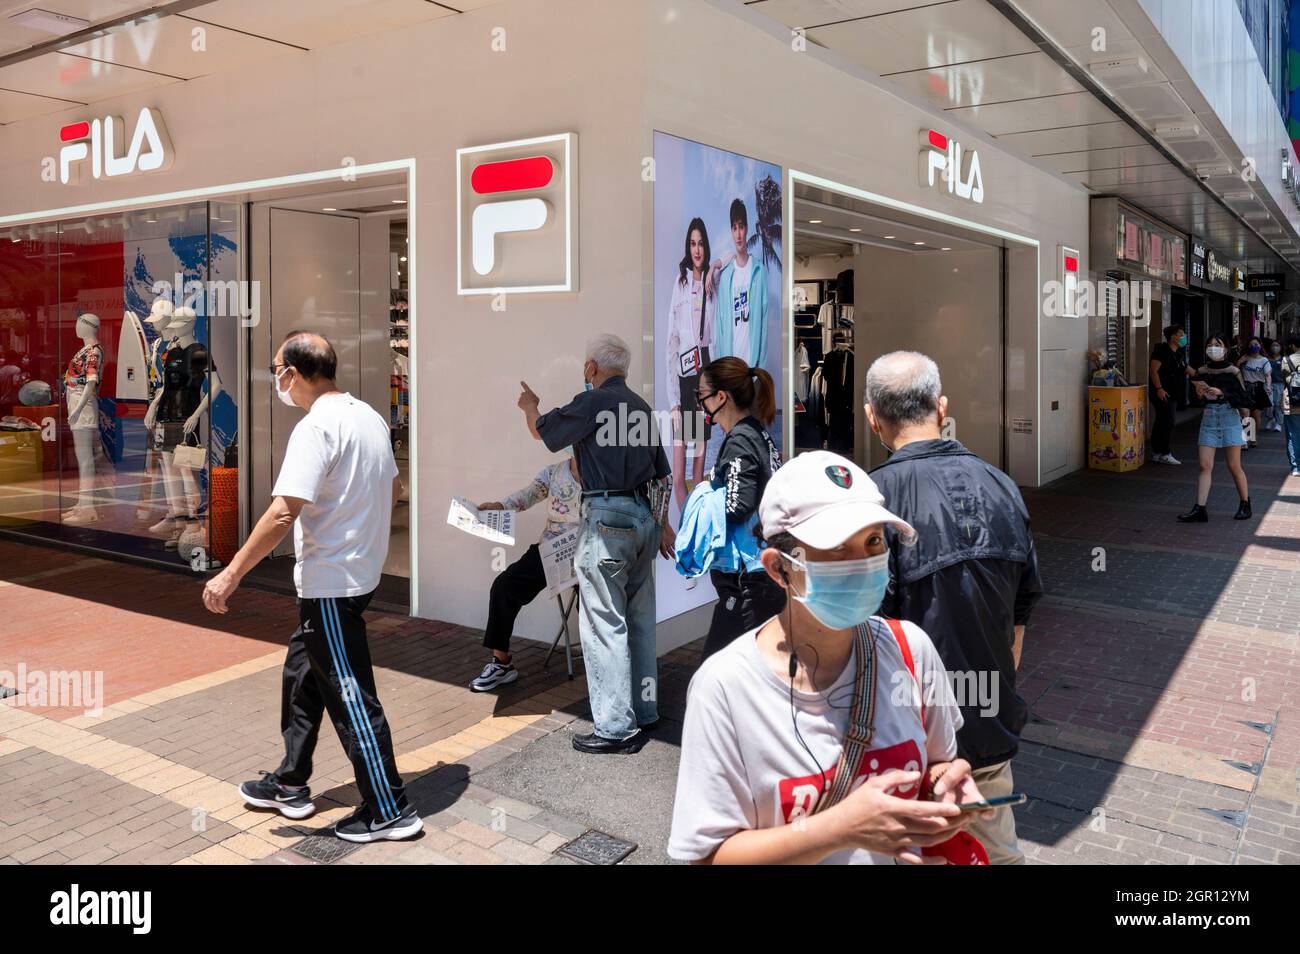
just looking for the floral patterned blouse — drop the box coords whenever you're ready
[502,460,582,542]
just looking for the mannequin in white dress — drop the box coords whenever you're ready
[63,314,104,526]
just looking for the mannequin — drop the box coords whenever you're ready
[142,306,221,548]
[63,314,104,526]
[136,298,176,525]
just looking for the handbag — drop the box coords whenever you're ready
[172,433,207,471]
[1250,380,1272,411]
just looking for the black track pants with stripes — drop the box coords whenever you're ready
[275,592,408,821]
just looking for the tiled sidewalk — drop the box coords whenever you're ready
[2,416,1299,865]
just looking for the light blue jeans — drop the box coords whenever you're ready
[1264,383,1285,429]
[575,495,660,739]
[1286,414,1300,472]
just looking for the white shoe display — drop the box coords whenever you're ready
[62,508,99,525]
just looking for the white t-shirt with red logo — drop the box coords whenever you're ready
[668,618,962,864]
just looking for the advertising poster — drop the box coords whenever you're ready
[652,131,783,622]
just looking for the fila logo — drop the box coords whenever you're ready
[457,133,577,295]
[469,155,555,275]
[58,107,172,185]
[919,128,984,204]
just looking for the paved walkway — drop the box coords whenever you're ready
[1,417,1298,864]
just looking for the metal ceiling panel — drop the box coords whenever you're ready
[807,0,1038,76]
[0,86,83,123]
[994,120,1145,155]
[883,50,1081,110]
[184,0,457,49]
[0,49,177,102]
[744,0,953,28]
[60,14,296,79]
[1039,144,1167,174]
[945,89,1119,134]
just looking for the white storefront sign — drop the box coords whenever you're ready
[919,128,984,203]
[56,107,173,186]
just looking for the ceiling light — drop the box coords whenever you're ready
[392,199,406,204]
[808,219,822,224]
[1196,162,1235,178]
[322,207,337,212]
[1222,190,1255,202]
[941,247,951,251]
[913,241,926,246]
[1088,56,1149,81]
[1153,121,1201,140]
[7,8,89,35]
[883,235,896,239]
[848,227,862,233]
[399,256,407,262]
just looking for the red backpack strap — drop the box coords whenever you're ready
[884,618,924,731]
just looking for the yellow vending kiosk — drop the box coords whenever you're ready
[1088,385,1146,472]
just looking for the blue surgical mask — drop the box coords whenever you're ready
[584,382,593,392]
[784,552,890,630]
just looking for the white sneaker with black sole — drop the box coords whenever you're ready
[238,771,316,819]
[471,659,518,692]
[334,804,423,843]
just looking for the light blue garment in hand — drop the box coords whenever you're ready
[673,481,764,577]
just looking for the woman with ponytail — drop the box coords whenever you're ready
[695,356,785,658]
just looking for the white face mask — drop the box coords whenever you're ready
[1206,346,1226,361]
[274,367,297,408]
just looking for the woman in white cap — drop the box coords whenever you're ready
[668,451,993,864]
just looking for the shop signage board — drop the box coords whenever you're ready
[57,107,172,186]
[456,133,577,295]
[1058,246,1080,317]
[1247,273,1285,291]
[918,128,984,203]
[1114,204,1185,285]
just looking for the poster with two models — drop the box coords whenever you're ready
[652,131,783,623]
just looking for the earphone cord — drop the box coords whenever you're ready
[785,579,828,801]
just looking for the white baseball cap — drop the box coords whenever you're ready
[759,451,914,550]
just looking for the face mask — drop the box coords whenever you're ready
[1249,344,1261,355]
[584,382,593,392]
[274,367,296,408]
[701,392,725,426]
[1206,346,1226,361]
[785,552,889,630]
[1178,336,1188,347]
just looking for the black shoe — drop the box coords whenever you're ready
[638,719,659,733]
[571,730,644,754]
[239,771,316,819]
[1234,498,1252,520]
[334,803,423,843]
[1177,504,1208,523]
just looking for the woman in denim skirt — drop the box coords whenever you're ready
[1179,334,1251,522]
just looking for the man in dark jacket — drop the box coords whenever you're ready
[865,351,1043,864]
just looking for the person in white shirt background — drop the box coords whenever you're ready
[665,217,717,518]
[473,456,582,691]
[203,331,420,844]
[1237,337,1272,449]
[668,451,992,865]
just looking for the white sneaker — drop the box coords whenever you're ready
[470,659,518,692]
[1164,453,1181,465]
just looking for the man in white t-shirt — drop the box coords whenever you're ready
[202,331,420,843]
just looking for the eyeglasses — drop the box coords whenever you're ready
[695,389,717,402]
[268,363,290,376]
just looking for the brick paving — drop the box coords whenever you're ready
[0,416,1298,864]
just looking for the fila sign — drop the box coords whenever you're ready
[919,128,984,204]
[456,133,577,295]
[57,107,173,185]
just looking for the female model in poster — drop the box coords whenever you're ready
[665,217,717,515]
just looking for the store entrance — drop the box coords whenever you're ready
[792,185,1006,472]
[244,183,411,611]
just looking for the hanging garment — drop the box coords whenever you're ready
[673,481,764,578]
[794,342,811,403]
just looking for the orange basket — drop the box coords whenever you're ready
[210,466,239,565]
